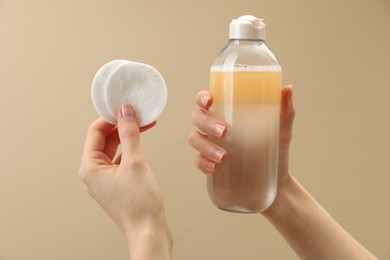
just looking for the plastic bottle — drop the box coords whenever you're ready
[207,15,282,213]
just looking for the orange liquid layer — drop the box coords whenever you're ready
[210,71,281,105]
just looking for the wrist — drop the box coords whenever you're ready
[261,173,305,219]
[126,220,172,260]
[261,173,378,260]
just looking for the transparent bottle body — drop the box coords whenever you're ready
[207,40,282,213]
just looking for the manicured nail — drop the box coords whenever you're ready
[212,149,225,162]
[213,123,226,137]
[201,95,210,107]
[205,161,216,172]
[121,104,135,118]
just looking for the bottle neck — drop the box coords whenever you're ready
[228,39,265,45]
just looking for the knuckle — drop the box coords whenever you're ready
[205,145,215,157]
[195,155,216,174]
[78,162,94,184]
[188,131,208,152]
[192,108,211,131]
[87,120,99,133]
[121,126,139,140]
[127,155,148,172]
[290,106,296,119]
[187,131,198,146]
[191,109,200,124]
[86,125,94,137]
[194,156,203,170]
[195,92,202,104]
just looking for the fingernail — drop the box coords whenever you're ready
[121,104,135,118]
[213,123,226,137]
[205,161,216,172]
[212,149,225,162]
[201,95,210,107]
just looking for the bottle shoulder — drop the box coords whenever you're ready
[212,41,280,69]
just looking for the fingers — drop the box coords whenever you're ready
[83,118,116,157]
[281,85,295,123]
[191,108,227,137]
[279,85,295,146]
[195,91,213,110]
[140,121,157,133]
[114,153,122,165]
[193,90,227,137]
[190,90,228,174]
[103,129,120,160]
[117,104,142,160]
[104,110,156,162]
[188,131,226,164]
[80,118,116,184]
[194,155,218,174]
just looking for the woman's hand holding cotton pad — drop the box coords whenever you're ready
[91,60,167,126]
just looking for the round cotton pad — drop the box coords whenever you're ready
[91,59,167,127]
[91,59,128,124]
[105,62,167,127]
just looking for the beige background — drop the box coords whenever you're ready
[0,0,389,259]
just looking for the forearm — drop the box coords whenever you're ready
[262,174,377,260]
[126,222,172,260]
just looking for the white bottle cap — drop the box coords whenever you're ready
[229,15,265,40]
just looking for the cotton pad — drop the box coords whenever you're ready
[91,60,128,124]
[91,60,167,126]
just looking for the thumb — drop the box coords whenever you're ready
[279,85,295,146]
[117,104,141,158]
